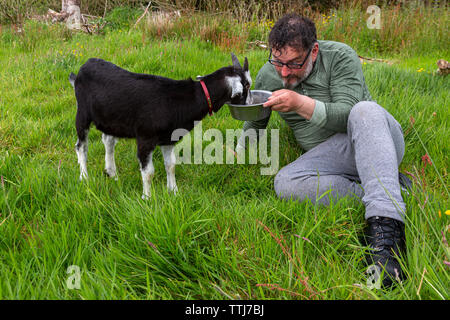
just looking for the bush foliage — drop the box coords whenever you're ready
[1,0,447,24]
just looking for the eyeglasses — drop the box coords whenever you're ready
[268,47,312,69]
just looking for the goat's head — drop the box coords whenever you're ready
[197,53,252,109]
[226,53,252,105]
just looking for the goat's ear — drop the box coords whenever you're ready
[231,52,242,69]
[243,57,248,72]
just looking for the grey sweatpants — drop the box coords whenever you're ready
[274,101,406,222]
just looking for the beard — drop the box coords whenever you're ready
[280,57,314,89]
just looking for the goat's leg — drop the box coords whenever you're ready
[137,138,156,200]
[75,109,91,180]
[161,145,178,194]
[102,133,118,179]
[75,135,89,180]
[75,124,90,181]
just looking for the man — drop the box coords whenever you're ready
[238,13,409,288]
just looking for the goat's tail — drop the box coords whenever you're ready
[69,72,77,88]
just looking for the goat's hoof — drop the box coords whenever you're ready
[168,186,178,195]
[104,169,118,180]
[141,194,150,200]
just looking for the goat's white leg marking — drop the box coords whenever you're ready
[75,130,89,180]
[102,133,118,179]
[161,145,178,194]
[140,151,154,200]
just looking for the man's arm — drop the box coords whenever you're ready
[262,49,367,133]
[317,49,367,132]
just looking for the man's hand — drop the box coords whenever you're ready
[263,89,315,120]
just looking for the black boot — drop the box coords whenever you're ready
[364,216,407,288]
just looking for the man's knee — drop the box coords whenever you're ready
[347,101,389,136]
[349,101,384,124]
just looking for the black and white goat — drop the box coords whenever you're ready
[69,53,251,199]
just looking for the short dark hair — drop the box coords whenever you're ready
[268,13,317,53]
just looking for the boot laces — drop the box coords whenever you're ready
[369,217,404,252]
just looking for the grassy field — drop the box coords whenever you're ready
[0,7,449,300]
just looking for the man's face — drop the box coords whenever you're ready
[271,44,317,89]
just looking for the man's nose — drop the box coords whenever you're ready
[280,65,291,77]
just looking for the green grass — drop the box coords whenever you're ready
[0,15,449,300]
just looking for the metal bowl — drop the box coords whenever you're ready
[227,90,272,121]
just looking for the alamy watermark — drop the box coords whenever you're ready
[366,1,442,30]
[366,5,382,29]
[171,121,279,175]
[66,265,81,290]
[366,265,382,289]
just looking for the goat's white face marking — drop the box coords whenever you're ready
[245,71,252,87]
[226,76,244,98]
[245,70,252,104]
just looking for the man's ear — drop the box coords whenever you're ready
[311,42,320,62]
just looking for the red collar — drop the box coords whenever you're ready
[199,80,213,116]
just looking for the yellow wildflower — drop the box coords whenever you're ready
[438,210,450,218]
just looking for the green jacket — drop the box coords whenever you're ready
[243,40,373,151]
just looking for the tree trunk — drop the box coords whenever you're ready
[64,0,81,30]
[62,0,81,12]
[62,0,69,12]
